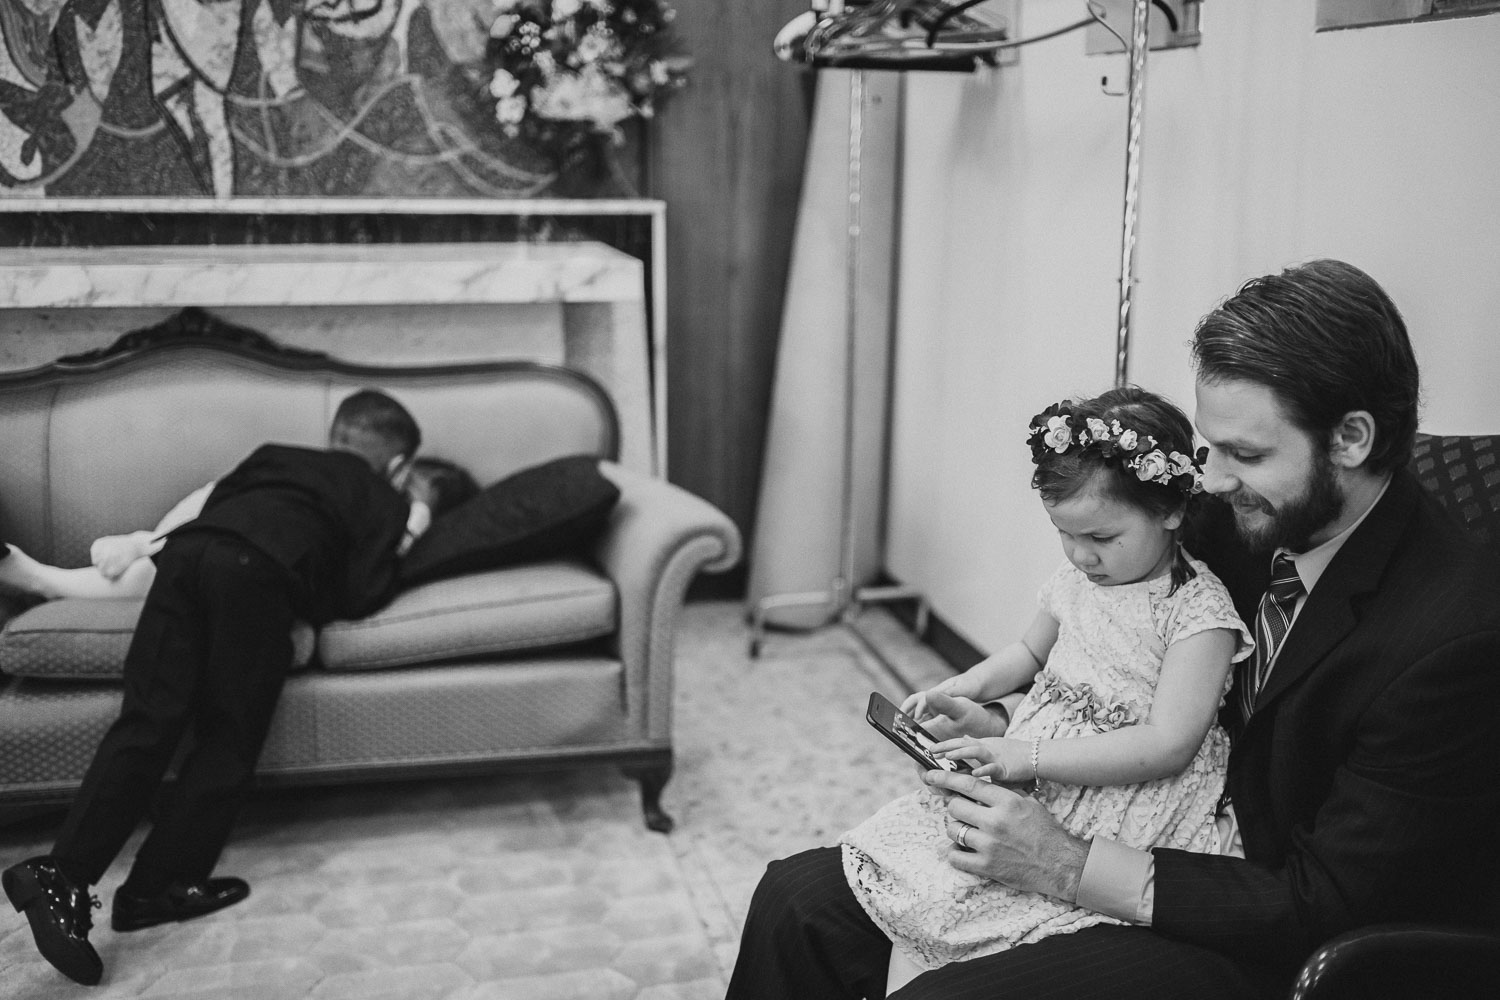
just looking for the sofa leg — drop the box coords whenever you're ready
[624,758,675,834]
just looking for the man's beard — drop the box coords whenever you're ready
[1227,449,1344,553]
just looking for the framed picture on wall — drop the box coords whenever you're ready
[1316,0,1500,30]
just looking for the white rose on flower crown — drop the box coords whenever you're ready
[1043,415,1072,454]
[1133,450,1170,483]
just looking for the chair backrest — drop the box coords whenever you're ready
[1408,433,1500,548]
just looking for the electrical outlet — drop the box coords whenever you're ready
[1084,0,1203,55]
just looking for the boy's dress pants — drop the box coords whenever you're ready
[53,532,295,886]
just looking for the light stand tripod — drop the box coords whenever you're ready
[748,68,928,660]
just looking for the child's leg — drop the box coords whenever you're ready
[128,538,295,887]
[52,543,209,883]
[0,546,156,601]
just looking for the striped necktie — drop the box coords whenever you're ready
[1239,551,1305,721]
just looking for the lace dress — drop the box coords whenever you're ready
[840,555,1252,971]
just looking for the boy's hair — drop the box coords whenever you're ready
[330,389,421,469]
[409,456,480,517]
[1031,385,1200,591]
[1191,258,1420,474]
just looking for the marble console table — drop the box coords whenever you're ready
[0,241,660,474]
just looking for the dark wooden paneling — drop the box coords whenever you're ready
[652,3,815,595]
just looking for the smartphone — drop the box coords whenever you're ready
[866,692,973,774]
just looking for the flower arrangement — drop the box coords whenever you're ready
[484,0,690,172]
[1026,403,1206,496]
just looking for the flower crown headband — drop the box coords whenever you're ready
[1027,402,1207,496]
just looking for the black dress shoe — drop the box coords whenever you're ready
[112,876,250,932]
[2,855,103,986]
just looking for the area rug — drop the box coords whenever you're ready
[0,602,956,998]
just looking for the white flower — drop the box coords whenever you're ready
[586,0,612,11]
[1168,451,1196,476]
[1116,428,1138,451]
[535,50,557,75]
[1133,450,1169,482]
[490,13,519,38]
[492,0,521,11]
[577,30,608,63]
[1085,417,1109,441]
[488,68,521,99]
[553,0,583,18]
[531,65,634,127]
[649,59,670,85]
[495,94,527,127]
[1043,415,1072,454]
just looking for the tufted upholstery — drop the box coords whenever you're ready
[1408,433,1500,547]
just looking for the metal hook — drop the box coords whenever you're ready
[1101,75,1125,97]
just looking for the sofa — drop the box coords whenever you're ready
[0,316,741,832]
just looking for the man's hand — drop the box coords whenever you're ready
[90,532,152,580]
[918,690,1010,741]
[925,767,1090,902]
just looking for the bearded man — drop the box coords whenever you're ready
[725,259,1500,999]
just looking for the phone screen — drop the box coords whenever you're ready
[866,692,972,773]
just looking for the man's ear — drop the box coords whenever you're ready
[1328,410,1376,469]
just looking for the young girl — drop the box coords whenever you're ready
[840,386,1252,986]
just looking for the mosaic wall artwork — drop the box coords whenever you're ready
[0,0,644,199]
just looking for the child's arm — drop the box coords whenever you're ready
[902,610,1060,721]
[932,627,1237,786]
[397,501,435,556]
[89,481,215,580]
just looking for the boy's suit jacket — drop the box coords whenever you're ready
[1158,470,1500,981]
[186,444,410,625]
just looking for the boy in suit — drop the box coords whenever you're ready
[726,260,1500,999]
[3,389,422,986]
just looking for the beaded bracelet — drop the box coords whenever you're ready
[1030,737,1041,784]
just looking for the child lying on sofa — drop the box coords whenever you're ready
[1,391,492,986]
[0,456,477,603]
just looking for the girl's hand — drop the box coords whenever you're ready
[901,674,980,722]
[931,736,1032,784]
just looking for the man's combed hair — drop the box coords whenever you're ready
[1191,259,1420,474]
[332,389,421,459]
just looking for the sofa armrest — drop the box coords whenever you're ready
[1288,923,1500,1000]
[593,463,742,742]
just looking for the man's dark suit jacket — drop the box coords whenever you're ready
[183,444,410,625]
[1162,469,1500,983]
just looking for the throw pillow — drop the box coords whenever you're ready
[399,455,620,587]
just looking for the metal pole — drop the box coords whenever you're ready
[1115,0,1149,387]
[834,68,866,617]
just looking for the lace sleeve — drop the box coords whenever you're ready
[1036,560,1074,620]
[1161,562,1254,665]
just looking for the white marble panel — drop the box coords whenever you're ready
[0,243,644,310]
[0,242,658,473]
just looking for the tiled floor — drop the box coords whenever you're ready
[1,603,954,998]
